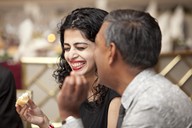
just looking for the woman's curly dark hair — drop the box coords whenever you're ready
[52,7,109,105]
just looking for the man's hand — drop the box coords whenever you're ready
[57,72,88,120]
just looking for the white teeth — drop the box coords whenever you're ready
[71,62,83,67]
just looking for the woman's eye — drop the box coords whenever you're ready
[77,47,86,51]
[64,47,70,51]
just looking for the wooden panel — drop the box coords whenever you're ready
[21,57,61,123]
[156,51,192,99]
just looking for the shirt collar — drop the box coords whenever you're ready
[121,68,156,109]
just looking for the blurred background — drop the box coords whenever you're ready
[0,0,192,127]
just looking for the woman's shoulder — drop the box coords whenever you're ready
[108,88,120,97]
[105,88,120,103]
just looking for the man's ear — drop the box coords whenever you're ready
[108,42,117,65]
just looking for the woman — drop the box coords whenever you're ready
[16,7,121,128]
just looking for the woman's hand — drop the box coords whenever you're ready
[16,99,50,128]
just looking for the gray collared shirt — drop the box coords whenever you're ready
[121,69,192,128]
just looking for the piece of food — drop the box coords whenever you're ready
[16,91,31,107]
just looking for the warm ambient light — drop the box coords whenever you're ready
[47,33,56,43]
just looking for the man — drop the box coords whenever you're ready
[0,65,23,128]
[57,9,192,128]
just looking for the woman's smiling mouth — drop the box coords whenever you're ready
[70,61,86,71]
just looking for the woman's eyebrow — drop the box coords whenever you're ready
[74,42,89,45]
[64,42,89,46]
[64,42,70,45]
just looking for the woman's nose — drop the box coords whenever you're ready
[68,50,79,59]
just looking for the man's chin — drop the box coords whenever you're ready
[98,78,109,87]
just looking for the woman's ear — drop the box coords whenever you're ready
[108,42,117,65]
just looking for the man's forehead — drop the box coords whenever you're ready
[97,21,109,39]
[100,22,109,33]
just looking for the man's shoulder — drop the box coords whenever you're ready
[0,65,13,78]
[0,65,14,90]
